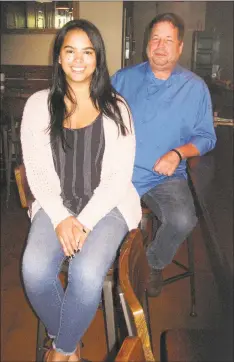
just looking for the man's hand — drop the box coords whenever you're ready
[55,216,89,257]
[153,150,181,176]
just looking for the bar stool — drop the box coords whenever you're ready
[140,203,197,317]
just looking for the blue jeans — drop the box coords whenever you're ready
[142,178,197,270]
[22,207,128,355]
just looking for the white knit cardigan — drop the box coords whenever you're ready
[21,89,142,231]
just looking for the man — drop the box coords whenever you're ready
[112,13,216,297]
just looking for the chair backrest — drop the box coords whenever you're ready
[118,229,155,361]
[14,164,34,209]
[115,336,146,362]
[140,204,154,247]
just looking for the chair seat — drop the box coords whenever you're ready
[160,328,230,362]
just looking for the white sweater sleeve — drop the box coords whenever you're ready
[20,90,71,228]
[77,99,136,230]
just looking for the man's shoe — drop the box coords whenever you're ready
[147,267,163,297]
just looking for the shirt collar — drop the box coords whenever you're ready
[145,61,182,86]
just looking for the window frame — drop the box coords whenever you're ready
[0,1,79,34]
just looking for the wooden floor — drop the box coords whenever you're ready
[1,183,228,362]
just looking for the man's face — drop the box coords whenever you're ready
[147,21,183,73]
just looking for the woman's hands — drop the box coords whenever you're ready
[55,216,90,257]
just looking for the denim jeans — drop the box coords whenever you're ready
[142,177,197,270]
[22,207,128,355]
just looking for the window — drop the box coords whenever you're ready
[1,1,79,33]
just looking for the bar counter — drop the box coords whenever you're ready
[188,125,233,353]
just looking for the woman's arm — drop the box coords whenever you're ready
[21,90,72,229]
[77,99,136,230]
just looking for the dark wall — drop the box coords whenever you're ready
[205,1,233,81]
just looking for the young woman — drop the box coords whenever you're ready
[21,19,141,362]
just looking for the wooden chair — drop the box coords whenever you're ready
[140,203,154,248]
[14,164,34,208]
[118,228,155,361]
[115,336,146,362]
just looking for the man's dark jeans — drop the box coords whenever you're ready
[142,177,197,270]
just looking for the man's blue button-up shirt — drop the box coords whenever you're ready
[112,62,216,197]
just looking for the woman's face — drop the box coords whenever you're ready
[59,29,97,86]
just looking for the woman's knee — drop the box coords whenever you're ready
[22,209,63,287]
[22,238,62,292]
[69,259,106,299]
[22,246,51,289]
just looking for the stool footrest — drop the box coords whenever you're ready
[163,271,192,285]
[172,259,189,271]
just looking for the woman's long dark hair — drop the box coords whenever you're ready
[48,19,129,149]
